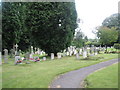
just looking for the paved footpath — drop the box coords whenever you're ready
[50,58,119,88]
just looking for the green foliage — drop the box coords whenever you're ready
[114,43,120,49]
[2,2,77,54]
[102,13,119,28]
[2,2,31,51]
[27,2,77,55]
[102,13,120,43]
[85,39,100,47]
[97,26,118,46]
[72,30,85,47]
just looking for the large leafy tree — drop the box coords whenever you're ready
[2,2,77,55]
[2,2,30,51]
[97,26,118,46]
[27,2,77,55]
[102,13,120,43]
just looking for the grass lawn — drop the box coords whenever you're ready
[2,53,118,88]
[84,62,119,88]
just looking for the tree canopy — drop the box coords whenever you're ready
[102,13,120,43]
[97,26,118,46]
[2,2,77,55]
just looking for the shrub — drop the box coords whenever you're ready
[114,43,120,49]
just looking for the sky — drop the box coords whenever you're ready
[75,0,119,39]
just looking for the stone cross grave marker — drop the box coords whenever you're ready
[51,53,54,60]
[4,49,8,63]
[15,44,18,55]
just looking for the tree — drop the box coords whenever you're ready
[72,29,85,47]
[2,2,77,55]
[2,2,30,51]
[27,2,77,55]
[97,26,118,46]
[102,13,120,43]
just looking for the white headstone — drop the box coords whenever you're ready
[74,50,77,55]
[4,49,8,63]
[66,52,69,56]
[51,53,54,60]
[83,50,87,58]
[76,53,80,59]
[79,49,82,55]
[15,56,21,64]
[43,57,46,61]
[69,51,72,56]
[57,53,61,59]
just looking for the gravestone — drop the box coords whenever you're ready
[43,57,46,61]
[79,49,82,55]
[0,52,2,65]
[66,52,69,56]
[62,51,66,57]
[94,47,98,55]
[69,51,72,56]
[29,53,33,59]
[57,53,61,59]
[15,51,20,64]
[31,46,34,54]
[10,49,15,58]
[15,56,21,64]
[83,48,87,58]
[19,50,22,56]
[51,53,54,60]
[15,44,18,55]
[37,48,40,54]
[4,49,8,63]
[74,50,77,55]
[25,52,30,60]
[76,53,80,60]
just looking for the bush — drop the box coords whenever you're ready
[114,43,120,49]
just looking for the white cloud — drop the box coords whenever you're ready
[75,0,119,39]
